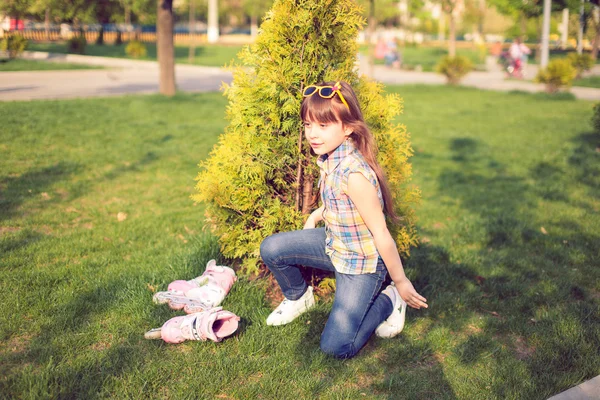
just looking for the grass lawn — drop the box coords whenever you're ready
[573,75,600,89]
[0,58,103,72]
[1,86,599,399]
[28,42,243,68]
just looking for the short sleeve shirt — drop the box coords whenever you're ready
[317,140,384,274]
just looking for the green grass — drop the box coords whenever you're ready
[573,75,600,89]
[28,42,243,68]
[1,86,599,399]
[0,58,103,71]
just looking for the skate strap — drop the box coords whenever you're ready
[191,307,223,342]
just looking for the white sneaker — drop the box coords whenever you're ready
[266,286,315,326]
[375,283,407,338]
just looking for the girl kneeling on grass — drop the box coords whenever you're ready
[260,81,428,359]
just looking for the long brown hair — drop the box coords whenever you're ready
[300,81,398,222]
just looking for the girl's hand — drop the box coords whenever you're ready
[303,216,315,230]
[394,277,428,309]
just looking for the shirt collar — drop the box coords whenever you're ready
[317,139,356,174]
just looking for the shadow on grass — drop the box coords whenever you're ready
[0,229,44,255]
[0,162,81,222]
[0,278,149,398]
[405,135,600,398]
[569,132,600,193]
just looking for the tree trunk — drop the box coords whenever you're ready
[96,25,104,45]
[592,24,600,60]
[207,0,219,43]
[157,0,176,96]
[45,8,50,40]
[367,0,376,77]
[301,174,315,215]
[448,11,456,57]
[250,14,258,38]
[295,127,304,212]
[188,0,195,63]
[478,0,485,39]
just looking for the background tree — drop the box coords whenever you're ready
[243,0,273,37]
[1,0,33,31]
[439,0,460,56]
[356,0,401,25]
[157,0,175,96]
[193,0,419,273]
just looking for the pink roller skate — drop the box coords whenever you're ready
[153,259,237,313]
[144,307,240,343]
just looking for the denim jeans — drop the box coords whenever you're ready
[260,228,394,359]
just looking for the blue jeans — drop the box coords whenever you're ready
[260,228,394,359]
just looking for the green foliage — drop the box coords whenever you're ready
[0,34,28,59]
[436,55,474,85]
[193,0,420,274]
[535,59,577,93]
[566,52,594,79]
[592,103,600,133]
[125,40,147,58]
[67,35,87,55]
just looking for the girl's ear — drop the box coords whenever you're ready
[344,126,353,137]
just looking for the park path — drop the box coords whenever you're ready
[1,51,600,101]
[0,52,230,101]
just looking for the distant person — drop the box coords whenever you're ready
[261,81,428,359]
[491,41,502,58]
[519,40,531,75]
[509,37,529,78]
[375,37,387,60]
[384,38,401,68]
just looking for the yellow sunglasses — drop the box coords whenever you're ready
[302,82,350,110]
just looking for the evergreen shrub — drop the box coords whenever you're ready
[436,55,473,85]
[125,40,147,58]
[0,34,28,59]
[193,0,420,274]
[535,59,576,93]
[566,52,594,79]
[67,35,87,54]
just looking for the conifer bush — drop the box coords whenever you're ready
[535,59,576,93]
[125,40,147,58]
[193,0,420,274]
[0,34,28,59]
[67,35,87,54]
[436,55,473,85]
[566,52,594,79]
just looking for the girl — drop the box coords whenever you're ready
[260,81,427,359]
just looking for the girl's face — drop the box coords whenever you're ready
[304,118,351,156]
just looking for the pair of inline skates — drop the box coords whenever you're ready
[145,259,240,344]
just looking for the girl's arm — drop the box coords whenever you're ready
[347,172,428,309]
[304,205,325,229]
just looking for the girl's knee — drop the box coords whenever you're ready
[320,337,356,359]
[259,235,281,266]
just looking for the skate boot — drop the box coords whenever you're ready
[144,307,240,343]
[153,259,237,313]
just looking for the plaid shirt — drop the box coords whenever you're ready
[317,140,384,274]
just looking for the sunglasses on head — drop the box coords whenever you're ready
[302,82,350,110]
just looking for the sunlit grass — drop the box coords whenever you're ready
[1,86,598,398]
